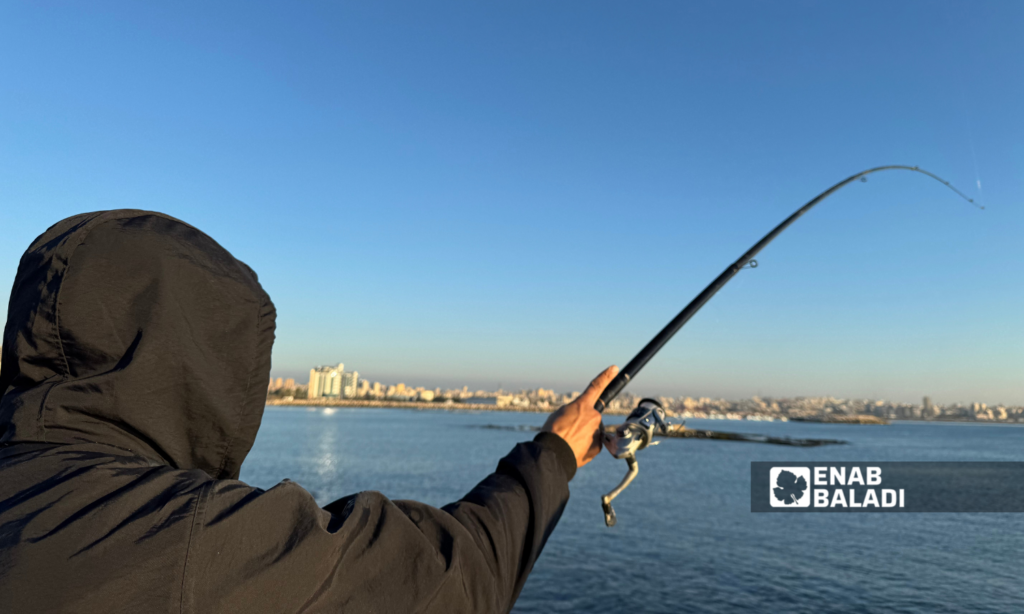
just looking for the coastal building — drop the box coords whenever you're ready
[268,377,297,393]
[341,371,359,398]
[922,396,940,419]
[308,363,344,399]
[308,364,359,399]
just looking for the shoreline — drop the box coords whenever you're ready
[265,399,1021,425]
[265,397,621,414]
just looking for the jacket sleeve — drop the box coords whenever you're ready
[182,433,577,614]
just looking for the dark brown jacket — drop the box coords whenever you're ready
[0,211,575,613]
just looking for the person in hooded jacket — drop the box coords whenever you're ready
[0,210,619,614]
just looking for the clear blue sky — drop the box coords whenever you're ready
[2,1,1021,404]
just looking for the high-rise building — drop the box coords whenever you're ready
[922,396,938,419]
[309,364,361,398]
[284,378,295,389]
[308,363,345,399]
[341,371,359,398]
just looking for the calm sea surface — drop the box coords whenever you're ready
[242,407,1024,614]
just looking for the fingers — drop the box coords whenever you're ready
[579,365,619,407]
[582,425,604,464]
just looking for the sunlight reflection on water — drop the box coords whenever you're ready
[242,407,1024,614]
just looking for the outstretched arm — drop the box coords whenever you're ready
[184,367,617,614]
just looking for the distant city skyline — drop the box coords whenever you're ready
[268,360,1023,423]
[2,2,1022,405]
[270,354,1020,409]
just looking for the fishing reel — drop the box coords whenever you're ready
[600,398,669,527]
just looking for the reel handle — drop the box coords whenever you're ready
[601,456,638,527]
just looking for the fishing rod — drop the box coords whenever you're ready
[597,165,979,527]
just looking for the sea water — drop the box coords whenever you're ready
[242,407,1024,613]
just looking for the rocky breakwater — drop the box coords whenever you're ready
[605,423,847,447]
[790,415,889,425]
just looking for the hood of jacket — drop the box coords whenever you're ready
[0,210,275,479]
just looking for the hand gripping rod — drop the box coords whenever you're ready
[593,165,979,413]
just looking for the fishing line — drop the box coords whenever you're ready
[963,106,985,209]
